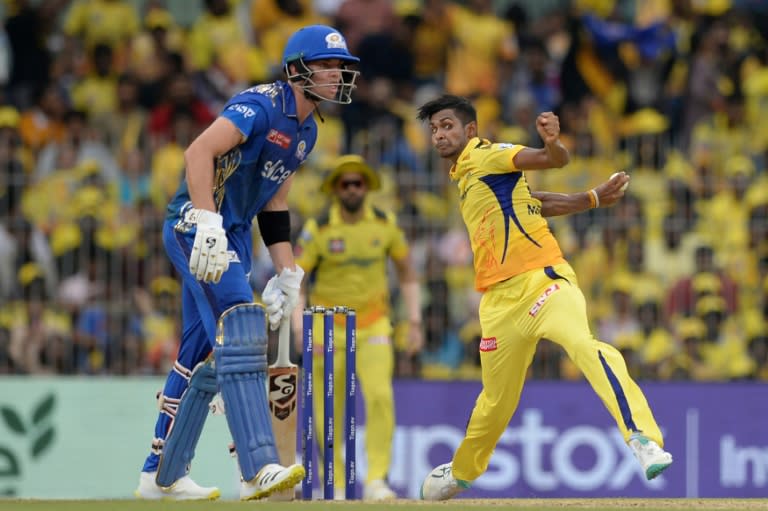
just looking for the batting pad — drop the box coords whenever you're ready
[156,360,217,487]
[215,303,279,481]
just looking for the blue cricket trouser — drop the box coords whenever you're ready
[141,220,253,472]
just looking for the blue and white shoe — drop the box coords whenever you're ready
[629,433,673,480]
[420,463,471,501]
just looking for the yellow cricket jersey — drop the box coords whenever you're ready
[295,203,409,328]
[453,137,566,291]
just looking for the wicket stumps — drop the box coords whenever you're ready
[301,306,357,500]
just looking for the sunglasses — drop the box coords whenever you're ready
[339,179,365,190]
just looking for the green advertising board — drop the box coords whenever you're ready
[0,377,240,499]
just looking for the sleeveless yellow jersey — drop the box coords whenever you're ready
[295,202,409,328]
[453,137,566,291]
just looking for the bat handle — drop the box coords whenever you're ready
[276,317,292,366]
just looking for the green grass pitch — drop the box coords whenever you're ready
[1,499,767,511]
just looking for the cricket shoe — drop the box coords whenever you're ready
[629,433,673,480]
[134,471,220,500]
[364,479,397,500]
[420,463,470,501]
[240,463,305,501]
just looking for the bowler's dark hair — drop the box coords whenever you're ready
[417,95,477,126]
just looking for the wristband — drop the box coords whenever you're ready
[588,189,600,209]
[185,208,223,228]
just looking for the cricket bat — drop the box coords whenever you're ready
[268,317,299,500]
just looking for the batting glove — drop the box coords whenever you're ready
[261,265,305,331]
[187,208,230,284]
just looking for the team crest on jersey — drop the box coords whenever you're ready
[479,337,497,352]
[267,129,292,149]
[529,283,560,317]
[296,140,307,160]
[328,238,345,253]
[325,32,348,50]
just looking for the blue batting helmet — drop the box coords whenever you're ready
[282,25,359,67]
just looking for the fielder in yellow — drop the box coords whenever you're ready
[416,95,673,500]
[293,155,424,500]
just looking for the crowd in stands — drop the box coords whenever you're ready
[1,0,767,382]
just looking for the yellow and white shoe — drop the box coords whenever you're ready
[134,471,220,500]
[420,463,470,501]
[629,433,673,480]
[240,463,305,501]
[364,479,397,500]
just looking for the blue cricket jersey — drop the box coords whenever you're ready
[167,81,318,232]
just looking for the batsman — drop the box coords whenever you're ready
[293,155,424,500]
[135,25,360,500]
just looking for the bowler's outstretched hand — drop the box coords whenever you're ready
[594,171,630,208]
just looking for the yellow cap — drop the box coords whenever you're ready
[76,159,101,180]
[696,295,727,316]
[609,271,634,295]
[145,8,174,29]
[0,106,20,129]
[320,154,381,195]
[676,317,706,340]
[18,262,43,286]
[620,108,669,136]
[574,0,615,17]
[644,331,675,364]
[663,150,694,183]
[394,0,420,17]
[692,272,721,294]
[151,276,181,295]
[632,280,663,305]
[690,0,732,16]
[50,222,82,256]
[72,186,104,217]
[614,332,642,351]
[723,155,755,177]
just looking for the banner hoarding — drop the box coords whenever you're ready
[0,378,765,499]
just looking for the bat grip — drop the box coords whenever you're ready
[275,317,292,366]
